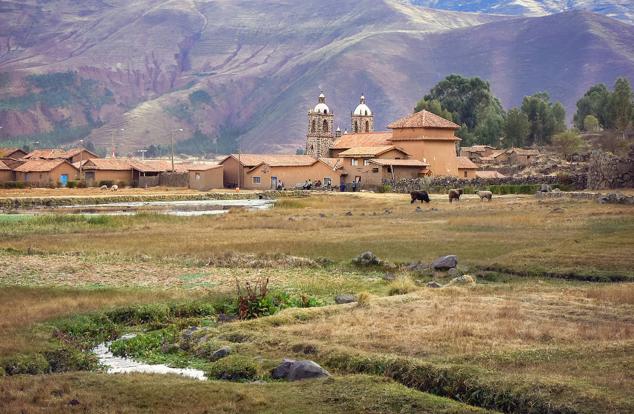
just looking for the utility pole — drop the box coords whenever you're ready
[79,139,84,181]
[137,149,147,160]
[171,128,183,172]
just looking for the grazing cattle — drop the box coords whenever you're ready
[410,191,431,204]
[476,190,493,201]
[100,185,108,191]
[448,189,463,203]
[110,184,119,191]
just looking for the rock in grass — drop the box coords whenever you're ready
[426,281,443,288]
[335,294,357,304]
[383,272,397,281]
[271,359,330,381]
[447,275,476,286]
[210,346,232,361]
[431,255,458,271]
[447,268,460,277]
[353,251,381,266]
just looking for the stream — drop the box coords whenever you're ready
[92,335,207,381]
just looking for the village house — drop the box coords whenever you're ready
[460,145,496,162]
[186,164,224,191]
[81,158,135,186]
[0,148,28,159]
[13,159,79,187]
[23,148,99,164]
[457,156,479,179]
[476,170,506,179]
[0,160,13,182]
[507,148,539,166]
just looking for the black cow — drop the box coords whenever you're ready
[410,191,431,204]
[448,189,464,203]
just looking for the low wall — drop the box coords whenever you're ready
[384,175,585,193]
[587,149,634,190]
[159,172,189,188]
[535,190,634,205]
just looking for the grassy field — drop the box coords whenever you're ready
[0,192,633,413]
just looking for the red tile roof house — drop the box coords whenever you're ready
[23,148,100,164]
[13,159,79,187]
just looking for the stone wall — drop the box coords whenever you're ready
[384,175,585,193]
[159,172,189,188]
[586,147,634,190]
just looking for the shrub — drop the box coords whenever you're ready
[110,331,169,359]
[3,354,49,375]
[98,180,114,187]
[106,304,171,325]
[376,184,392,193]
[77,180,87,188]
[0,181,26,189]
[66,180,78,188]
[44,348,98,372]
[388,277,418,296]
[356,291,372,307]
[54,314,119,350]
[206,355,259,381]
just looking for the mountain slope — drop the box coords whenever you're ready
[0,1,633,154]
[410,1,634,24]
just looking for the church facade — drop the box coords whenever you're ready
[220,92,464,189]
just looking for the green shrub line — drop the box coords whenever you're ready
[323,351,581,414]
[475,265,633,283]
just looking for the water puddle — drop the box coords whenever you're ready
[5,199,275,217]
[92,334,207,381]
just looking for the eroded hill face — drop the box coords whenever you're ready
[0,0,633,154]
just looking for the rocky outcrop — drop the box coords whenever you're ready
[431,255,458,271]
[271,359,330,381]
[587,149,634,190]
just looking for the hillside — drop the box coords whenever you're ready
[0,0,633,154]
[410,0,634,24]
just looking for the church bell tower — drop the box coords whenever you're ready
[305,92,335,158]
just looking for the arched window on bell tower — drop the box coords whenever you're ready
[365,120,369,132]
[354,121,358,133]
[323,119,329,133]
[311,120,316,133]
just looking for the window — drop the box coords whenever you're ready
[311,120,316,133]
[372,168,379,173]
[351,159,358,166]
[363,159,370,166]
[195,173,201,180]
[464,171,468,178]
[323,119,329,133]
[365,120,369,132]
[365,110,368,116]
[354,121,358,133]
[324,177,332,187]
[324,109,328,114]
[252,176,261,184]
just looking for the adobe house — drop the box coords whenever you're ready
[81,159,134,186]
[387,110,460,177]
[14,159,79,187]
[0,148,28,159]
[0,160,14,183]
[460,145,496,161]
[457,156,479,179]
[129,160,180,187]
[243,156,341,190]
[23,148,99,164]
[337,145,411,187]
[329,132,391,158]
[367,159,430,184]
[508,148,539,166]
[187,164,224,191]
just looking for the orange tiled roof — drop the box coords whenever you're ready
[24,148,98,160]
[319,158,343,170]
[368,159,428,167]
[476,170,506,179]
[223,154,318,168]
[330,132,392,149]
[13,159,75,172]
[0,148,26,158]
[388,110,460,130]
[129,159,187,173]
[510,148,539,156]
[457,156,479,169]
[338,146,407,158]
[0,160,10,171]
[183,163,222,171]
[83,159,134,171]
[0,157,25,169]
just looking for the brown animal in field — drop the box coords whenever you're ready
[448,189,463,203]
[476,190,493,201]
[410,191,431,204]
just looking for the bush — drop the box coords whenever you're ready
[0,181,26,189]
[54,314,119,349]
[77,180,87,188]
[110,331,170,359]
[3,354,49,375]
[98,180,114,187]
[106,304,171,325]
[388,277,418,296]
[206,355,259,381]
[44,348,98,372]
[66,180,78,188]
[376,184,392,193]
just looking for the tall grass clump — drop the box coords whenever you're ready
[387,277,418,296]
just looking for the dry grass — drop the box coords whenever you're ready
[0,287,194,356]
[1,193,633,277]
[0,187,249,199]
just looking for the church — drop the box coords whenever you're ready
[220,92,465,190]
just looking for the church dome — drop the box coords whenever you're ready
[313,92,330,114]
[353,95,372,116]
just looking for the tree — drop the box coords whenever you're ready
[608,77,633,138]
[583,115,599,132]
[503,108,530,148]
[415,74,505,145]
[521,93,566,145]
[295,148,305,155]
[573,84,610,130]
[552,130,586,160]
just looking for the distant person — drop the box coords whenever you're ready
[340,182,346,192]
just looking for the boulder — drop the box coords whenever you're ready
[383,273,397,281]
[426,281,443,288]
[405,262,429,272]
[210,346,232,361]
[447,268,460,277]
[272,359,330,381]
[353,251,381,266]
[335,294,357,304]
[447,275,476,286]
[432,255,458,271]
